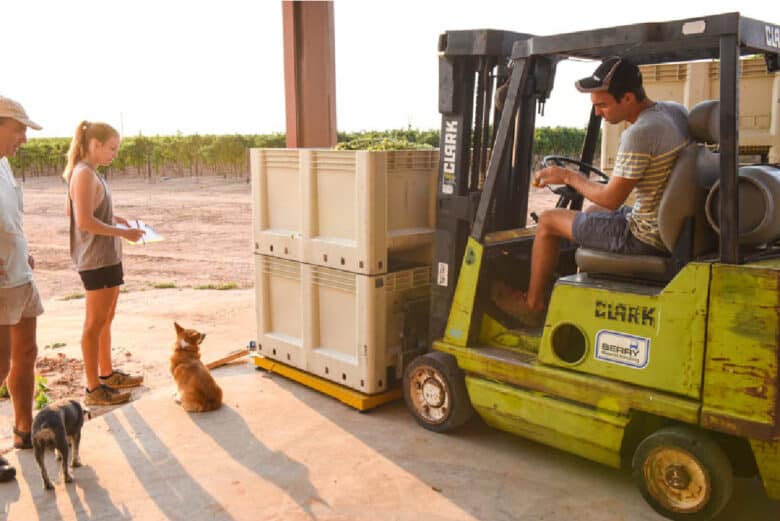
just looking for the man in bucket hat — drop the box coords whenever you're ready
[493,58,690,326]
[0,96,43,482]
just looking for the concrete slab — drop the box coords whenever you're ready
[1,364,778,521]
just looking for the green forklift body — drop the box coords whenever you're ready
[539,263,710,399]
[434,237,780,500]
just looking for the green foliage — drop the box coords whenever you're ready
[532,126,593,158]
[3,374,55,406]
[335,137,434,151]
[336,127,439,150]
[6,127,591,178]
[194,282,238,290]
[35,375,50,410]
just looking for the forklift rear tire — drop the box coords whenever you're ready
[403,352,474,433]
[632,425,734,521]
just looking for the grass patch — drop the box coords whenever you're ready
[151,282,177,289]
[194,282,238,290]
[44,342,67,350]
[61,292,85,301]
[35,375,51,410]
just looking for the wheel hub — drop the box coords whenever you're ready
[644,447,710,513]
[421,377,445,407]
[409,367,450,424]
[664,464,692,490]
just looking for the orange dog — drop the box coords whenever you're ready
[170,322,223,412]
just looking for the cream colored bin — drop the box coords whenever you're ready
[254,254,431,394]
[254,255,306,369]
[250,148,438,274]
[251,149,304,261]
[305,264,430,394]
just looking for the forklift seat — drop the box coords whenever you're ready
[574,100,719,278]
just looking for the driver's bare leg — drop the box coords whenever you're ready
[525,209,577,311]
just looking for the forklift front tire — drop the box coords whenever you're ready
[632,425,734,521]
[403,352,474,433]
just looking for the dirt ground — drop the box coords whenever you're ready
[24,175,254,299]
[0,174,560,452]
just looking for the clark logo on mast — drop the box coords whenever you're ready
[766,25,780,48]
[441,119,458,195]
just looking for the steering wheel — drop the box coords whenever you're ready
[539,155,610,207]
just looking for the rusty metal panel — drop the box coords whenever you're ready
[435,341,700,425]
[749,438,780,500]
[702,264,780,439]
[465,376,627,468]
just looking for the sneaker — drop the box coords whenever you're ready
[99,370,144,389]
[85,384,131,406]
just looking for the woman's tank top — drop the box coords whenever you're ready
[69,162,122,271]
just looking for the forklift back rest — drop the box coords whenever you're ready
[658,100,719,256]
[575,100,719,278]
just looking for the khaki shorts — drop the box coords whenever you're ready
[0,281,44,326]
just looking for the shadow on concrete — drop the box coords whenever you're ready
[262,368,780,521]
[68,465,131,521]
[105,405,237,521]
[5,439,129,521]
[14,451,64,521]
[186,404,328,519]
[0,471,20,521]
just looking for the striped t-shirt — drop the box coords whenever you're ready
[612,101,690,251]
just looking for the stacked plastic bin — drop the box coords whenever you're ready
[250,148,436,394]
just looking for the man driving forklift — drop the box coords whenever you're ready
[493,57,690,326]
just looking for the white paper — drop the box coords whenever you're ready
[116,220,164,244]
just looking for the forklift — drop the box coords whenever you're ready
[403,13,780,521]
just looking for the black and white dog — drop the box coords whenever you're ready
[31,399,89,489]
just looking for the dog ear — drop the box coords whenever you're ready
[80,403,93,420]
[174,322,183,333]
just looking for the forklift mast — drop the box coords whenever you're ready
[432,30,558,340]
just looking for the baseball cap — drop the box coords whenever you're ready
[0,96,42,130]
[575,57,642,93]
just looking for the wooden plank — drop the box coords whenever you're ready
[206,349,249,370]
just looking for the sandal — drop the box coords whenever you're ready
[13,427,32,450]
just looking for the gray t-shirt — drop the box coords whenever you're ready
[612,101,690,251]
[68,163,122,272]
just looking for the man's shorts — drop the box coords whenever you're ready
[79,263,124,291]
[0,281,44,326]
[572,206,666,256]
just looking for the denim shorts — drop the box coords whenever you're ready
[79,263,124,291]
[572,206,665,255]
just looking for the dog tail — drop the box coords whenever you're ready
[32,427,58,449]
